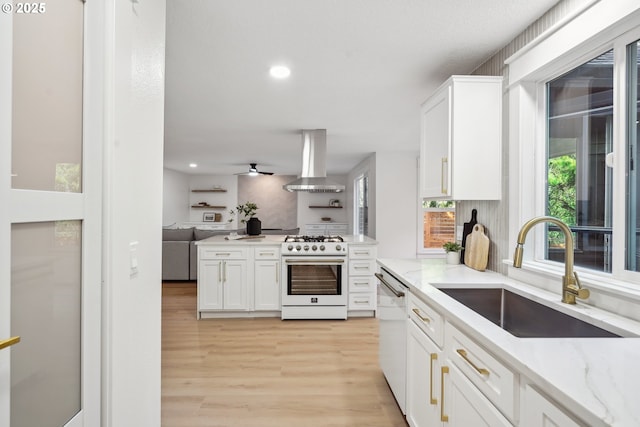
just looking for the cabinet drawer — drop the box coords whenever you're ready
[348,245,377,259]
[305,224,326,234]
[408,292,444,348]
[254,247,281,259]
[348,292,375,310]
[446,323,517,421]
[348,276,376,293]
[199,247,248,260]
[326,224,347,234]
[348,259,376,276]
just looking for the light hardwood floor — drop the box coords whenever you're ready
[162,282,407,427]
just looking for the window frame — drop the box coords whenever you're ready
[507,7,640,291]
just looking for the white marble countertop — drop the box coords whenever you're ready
[196,234,378,245]
[377,258,640,427]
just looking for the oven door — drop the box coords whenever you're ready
[281,257,347,306]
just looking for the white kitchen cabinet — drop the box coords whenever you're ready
[197,246,248,316]
[304,223,347,236]
[442,364,512,427]
[446,323,517,421]
[419,75,502,200]
[348,244,377,312]
[521,384,582,427]
[406,320,442,427]
[254,247,281,311]
[405,291,514,426]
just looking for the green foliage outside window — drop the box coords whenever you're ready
[547,154,576,247]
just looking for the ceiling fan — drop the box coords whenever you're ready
[235,163,274,176]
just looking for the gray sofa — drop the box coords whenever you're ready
[162,227,299,281]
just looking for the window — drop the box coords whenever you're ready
[541,36,640,278]
[546,49,614,272]
[421,200,455,251]
[627,40,640,272]
[354,174,369,235]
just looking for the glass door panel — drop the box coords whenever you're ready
[11,0,83,192]
[10,221,82,427]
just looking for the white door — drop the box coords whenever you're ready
[0,1,101,426]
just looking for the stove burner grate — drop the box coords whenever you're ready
[284,235,344,243]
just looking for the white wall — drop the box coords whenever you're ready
[103,1,165,425]
[162,168,189,226]
[374,151,418,258]
[188,174,238,224]
[296,175,348,228]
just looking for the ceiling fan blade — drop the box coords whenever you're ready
[234,163,274,176]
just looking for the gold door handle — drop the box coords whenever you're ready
[441,157,448,194]
[440,366,449,422]
[456,349,490,376]
[0,336,20,350]
[412,308,431,323]
[429,353,438,405]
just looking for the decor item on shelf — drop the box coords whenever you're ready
[329,199,341,207]
[443,241,463,265]
[321,217,331,222]
[203,212,216,222]
[228,202,261,235]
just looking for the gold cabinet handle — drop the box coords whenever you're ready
[440,366,449,422]
[412,308,431,323]
[429,353,438,405]
[441,157,448,194]
[456,349,490,376]
[0,336,20,351]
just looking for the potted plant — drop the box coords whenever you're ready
[443,241,463,265]
[229,202,261,235]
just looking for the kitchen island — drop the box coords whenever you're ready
[378,258,640,427]
[195,233,377,319]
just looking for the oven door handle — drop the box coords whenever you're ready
[374,272,405,298]
[284,259,345,264]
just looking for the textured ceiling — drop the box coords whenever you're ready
[164,0,559,176]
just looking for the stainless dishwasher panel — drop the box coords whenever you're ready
[376,268,408,414]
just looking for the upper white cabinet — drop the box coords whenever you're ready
[420,76,502,200]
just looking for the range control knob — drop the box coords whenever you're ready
[287,245,294,251]
[335,244,342,251]
[304,245,310,251]
[319,245,325,251]
[312,245,318,251]
[295,245,302,251]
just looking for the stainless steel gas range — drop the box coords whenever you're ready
[280,235,348,320]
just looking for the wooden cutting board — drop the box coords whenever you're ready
[464,224,489,271]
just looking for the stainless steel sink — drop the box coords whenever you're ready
[438,287,620,338]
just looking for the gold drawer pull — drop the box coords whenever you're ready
[0,336,20,351]
[429,353,438,405]
[441,366,449,422]
[456,349,490,376]
[412,308,431,323]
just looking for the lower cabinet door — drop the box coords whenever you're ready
[254,260,280,310]
[443,364,512,427]
[406,321,441,427]
[198,260,223,310]
[222,260,247,310]
[521,384,582,427]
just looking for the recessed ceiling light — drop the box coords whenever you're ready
[269,65,291,79]
[189,163,197,168]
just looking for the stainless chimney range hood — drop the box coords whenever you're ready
[283,129,345,193]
